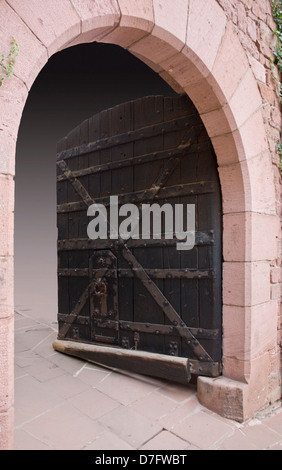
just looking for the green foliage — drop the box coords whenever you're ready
[271,1,282,96]
[271,0,282,174]
[278,142,282,173]
[0,37,19,86]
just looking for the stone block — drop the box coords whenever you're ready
[0,133,16,176]
[72,0,120,32]
[0,317,14,413]
[183,78,225,115]
[0,256,14,320]
[0,175,14,257]
[119,0,154,27]
[69,0,120,45]
[223,212,279,262]
[159,49,207,90]
[197,376,247,422]
[218,162,246,214]
[0,408,14,450]
[222,356,250,383]
[271,267,281,284]
[246,353,270,409]
[120,1,153,32]
[247,17,257,42]
[100,0,154,49]
[249,56,266,83]
[153,0,189,50]
[241,151,276,215]
[238,2,247,32]
[211,21,249,102]
[6,0,81,56]
[223,301,277,361]
[0,2,48,90]
[198,353,270,422]
[271,107,282,129]
[253,3,267,21]
[200,106,235,138]
[0,76,28,138]
[239,110,268,159]
[271,283,281,300]
[223,305,248,361]
[241,0,253,8]
[258,82,278,105]
[158,70,185,94]
[101,26,149,50]
[131,51,162,73]
[269,348,281,375]
[251,213,279,261]
[228,68,262,129]
[211,130,246,166]
[187,0,226,73]
[223,261,270,307]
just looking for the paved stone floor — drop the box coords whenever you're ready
[14,308,282,451]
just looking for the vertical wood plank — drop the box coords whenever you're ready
[67,123,89,340]
[57,137,69,317]
[132,96,165,354]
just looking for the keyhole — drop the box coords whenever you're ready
[98,257,106,267]
[94,280,107,296]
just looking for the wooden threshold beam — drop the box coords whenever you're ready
[53,339,191,384]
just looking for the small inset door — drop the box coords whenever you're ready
[89,250,118,344]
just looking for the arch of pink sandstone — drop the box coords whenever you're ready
[0,0,280,449]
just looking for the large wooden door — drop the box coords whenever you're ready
[56,95,222,383]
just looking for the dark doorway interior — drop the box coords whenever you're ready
[15,42,176,324]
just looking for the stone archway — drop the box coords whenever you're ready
[0,0,280,449]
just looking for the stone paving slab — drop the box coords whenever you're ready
[129,391,178,421]
[98,405,163,449]
[95,371,160,406]
[22,402,104,451]
[172,410,234,450]
[14,309,282,451]
[83,431,135,451]
[15,375,64,428]
[14,429,54,450]
[139,431,189,451]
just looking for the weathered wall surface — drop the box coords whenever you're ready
[0,0,281,449]
[216,0,281,401]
